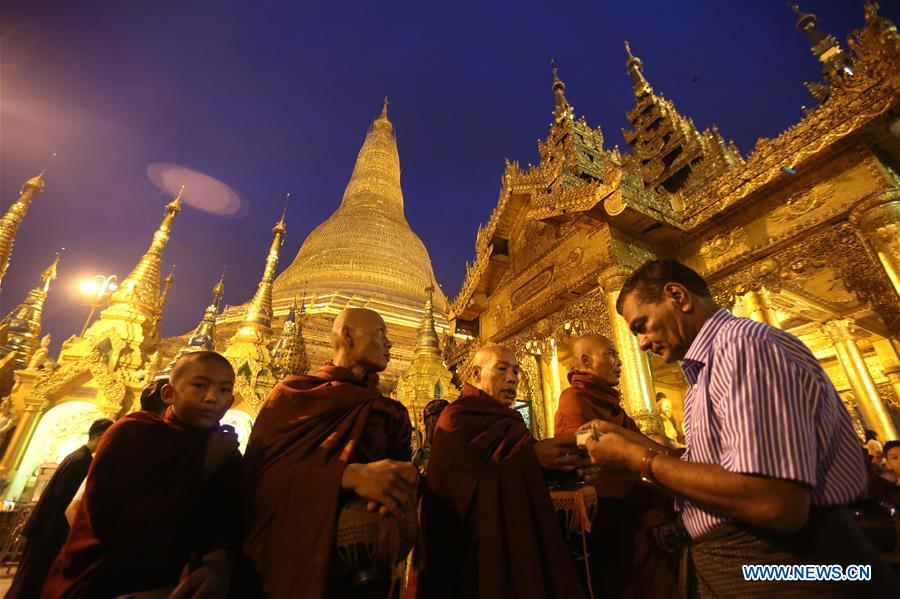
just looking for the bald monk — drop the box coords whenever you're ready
[418,344,586,599]
[243,307,417,598]
[42,351,241,598]
[555,334,680,598]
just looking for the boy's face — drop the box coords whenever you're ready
[163,358,235,428]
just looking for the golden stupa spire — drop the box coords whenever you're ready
[624,41,653,97]
[147,265,175,347]
[339,99,404,215]
[272,295,310,378]
[790,2,851,96]
[230,209,287,345]
[182,271,226,353]
[550,59,574,123]
[105,187,183,318]
[414,284,442,357]
[0,162,52,292]
[0,252,61,372]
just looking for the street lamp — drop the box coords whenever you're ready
[78,274,118,336]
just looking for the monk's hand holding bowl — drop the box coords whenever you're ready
[533,435,580,472]
[342,459,419,518]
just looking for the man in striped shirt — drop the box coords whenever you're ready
[585,259,898,597]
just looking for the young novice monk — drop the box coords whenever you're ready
[42,351,241,598]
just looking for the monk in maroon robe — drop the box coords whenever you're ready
[555,334,680,599]
[418,344,586,599]
[242,307,417,599]
[41,350,241,599]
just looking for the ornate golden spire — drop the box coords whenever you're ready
[0,253,60,371]
[230,210,286,345]
[105,188,183,318]
[790,2,852,97]
[396,283,458,423]
[147,265,175,348]
[272,296,310,378]
[550,59,574,123]
[183,272,225,353]
[414,284,442,357]
[0,168,49,291]
[624,41,653,97]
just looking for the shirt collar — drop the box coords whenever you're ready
[681,308,733,382]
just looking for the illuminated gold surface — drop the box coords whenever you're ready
[395,285,458,431]
[0,171,45,292]
[823,318,898,441]
[271,298,310,378]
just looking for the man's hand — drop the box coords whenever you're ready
[342,460,419,517]
[204,426,239,478]
[533,435,579,472]
[584,432,644,474]
[170,549,231,599]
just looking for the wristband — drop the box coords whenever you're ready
[640,447,660,486]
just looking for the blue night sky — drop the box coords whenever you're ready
[2,0,898,350]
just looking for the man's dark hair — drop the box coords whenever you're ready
[422,399,450,448]
[140,379,169,415]
[88,418,114,440]
[883,440,900,455]
[170,351,235,384]
[616,259,712,314]
[864,429,879,443]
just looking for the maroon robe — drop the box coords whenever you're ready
[418,384,584,599]
[41,409,241,598]
[241,363,412,599]
[555,370,680,599]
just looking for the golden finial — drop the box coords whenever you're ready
[623,41,652,96]
[40,251,62,292]
[163,264,176,287]
[166,186,185,214]
[381,96,389,120]
[212,267,226,305]
[274,194,288,235]
[549,59,573,123]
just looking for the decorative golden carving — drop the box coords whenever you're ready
[511,269,554,308]
[698,226,748,260]
[0,170,45,291]
[770,182,836,223]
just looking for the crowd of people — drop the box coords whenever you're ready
[6,259,900,598]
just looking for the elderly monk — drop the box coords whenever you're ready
[555,333,680,598]
[418,344,585,599]
[243,307,418,599]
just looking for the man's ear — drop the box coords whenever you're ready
[161,383,175,406]
[664,283,694,313]
[341,324,354,348]
[472,365,482,383]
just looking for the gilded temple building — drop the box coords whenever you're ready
[0,191,184,499]
[216,99,450,393]
[446,2,900,444]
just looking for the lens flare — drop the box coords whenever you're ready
[147,163,244,216]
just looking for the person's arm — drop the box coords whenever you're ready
[588,434,809,533]
[65,479,87,527]
[587,336,817,534]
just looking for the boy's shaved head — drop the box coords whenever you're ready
[170,351,235,384]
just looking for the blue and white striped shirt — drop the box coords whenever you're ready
[677,308,866,537]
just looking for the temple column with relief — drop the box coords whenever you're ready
[738,286,781,327]
[823,318,898,441]
[598,266,663,435]
[0,398,46,493]
[851,189,900,298]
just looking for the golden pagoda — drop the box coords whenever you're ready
[222,211,286,414]
[0,193,182,499]
[0,170,46,294]
[271,298,310,379]
[217,99,451,391]
[447,2,900,444]
[0,254,60,396]
[396,285,459,434]
[158,271,226,377]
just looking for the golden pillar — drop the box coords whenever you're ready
[739,287,781,327]
[598,266,663,435]
[823,319,898,441]
[0,399,47,494]
[851,189,900,298]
